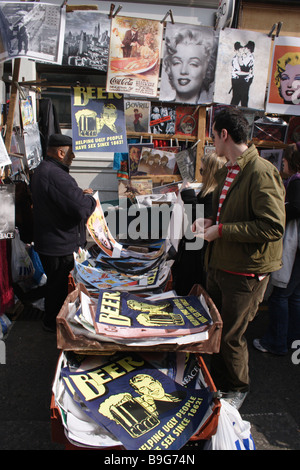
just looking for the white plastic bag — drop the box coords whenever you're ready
[11,229,35,283]
[210,399,255,450]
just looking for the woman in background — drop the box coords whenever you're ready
[172,151,226,295]
[254,145,300,355]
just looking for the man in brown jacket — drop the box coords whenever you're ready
[192,107,285,409]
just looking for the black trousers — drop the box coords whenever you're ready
[38,254,74,329]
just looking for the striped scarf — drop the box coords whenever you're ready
[216,163,240,225]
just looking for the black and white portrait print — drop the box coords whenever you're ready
[159,23,218,105]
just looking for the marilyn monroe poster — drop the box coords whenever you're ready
[159,23,218,105]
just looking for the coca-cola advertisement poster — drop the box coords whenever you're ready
[106,16,163,98]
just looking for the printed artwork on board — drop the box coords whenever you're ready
[150,105,176,135]
[266,36,300,116]
[159,23,218,105]
[62,10,110,70]
[175,106,199,137]
[0,2,65,64]
[128,143,154,177]
[214,28,272,110]
[71,86,128,153]
[124,100,150,133]
[137,148,177,176]
[23,122,42,170]
[20,97,34,127]
[107,16,163,98]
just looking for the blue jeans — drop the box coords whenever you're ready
[262,251,300,355]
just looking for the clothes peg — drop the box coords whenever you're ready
[268,23,277,38]
[276,22,283,37]
[161,9,174,24]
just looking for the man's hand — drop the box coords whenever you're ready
[191,218,213,236]
[203,224,220,242]
[191,218,220,242]
[83,188,93,194]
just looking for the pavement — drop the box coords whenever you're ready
[0,300,299,451]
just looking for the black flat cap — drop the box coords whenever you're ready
[48,134,73,147]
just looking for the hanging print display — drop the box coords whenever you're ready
[266,36,300,116]
[71,87,128,153]
[159,23,218,105]
[0,2,65,64]
[62,10,110,70]
[106,16,163,98]
[213,28,272,110]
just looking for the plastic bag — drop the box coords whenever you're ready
[11,229,35,283]
[29,245,45,284]
[210,399,255,450]
[0,314,12,340]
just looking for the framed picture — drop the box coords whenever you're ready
[260,148,283,172]
[252,117,288,143]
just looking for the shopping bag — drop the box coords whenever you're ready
[29,245,45,284]
[210,399,255,450]
[11,229,35,283]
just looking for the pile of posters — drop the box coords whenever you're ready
[69,289,212,347]
[52,350,214,450]
[73,191,172,293]
[66,287,212,347]
[73,248,170,294]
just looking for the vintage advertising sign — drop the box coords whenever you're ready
[106,16,163,98]
[71,86,128,153]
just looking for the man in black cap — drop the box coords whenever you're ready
[31,134,96,332]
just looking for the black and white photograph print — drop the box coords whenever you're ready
[23,123,42,170]
[0,2,65,64]
[63,10,110,71]
[213,28,272,110]
[159,23,218,105]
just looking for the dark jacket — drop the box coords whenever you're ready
[31,156,96,256]
[172,188,213,295]
[205,144,286,274]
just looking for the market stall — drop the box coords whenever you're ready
[1,0,299,451]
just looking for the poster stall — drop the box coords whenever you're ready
[0,0,299,451]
